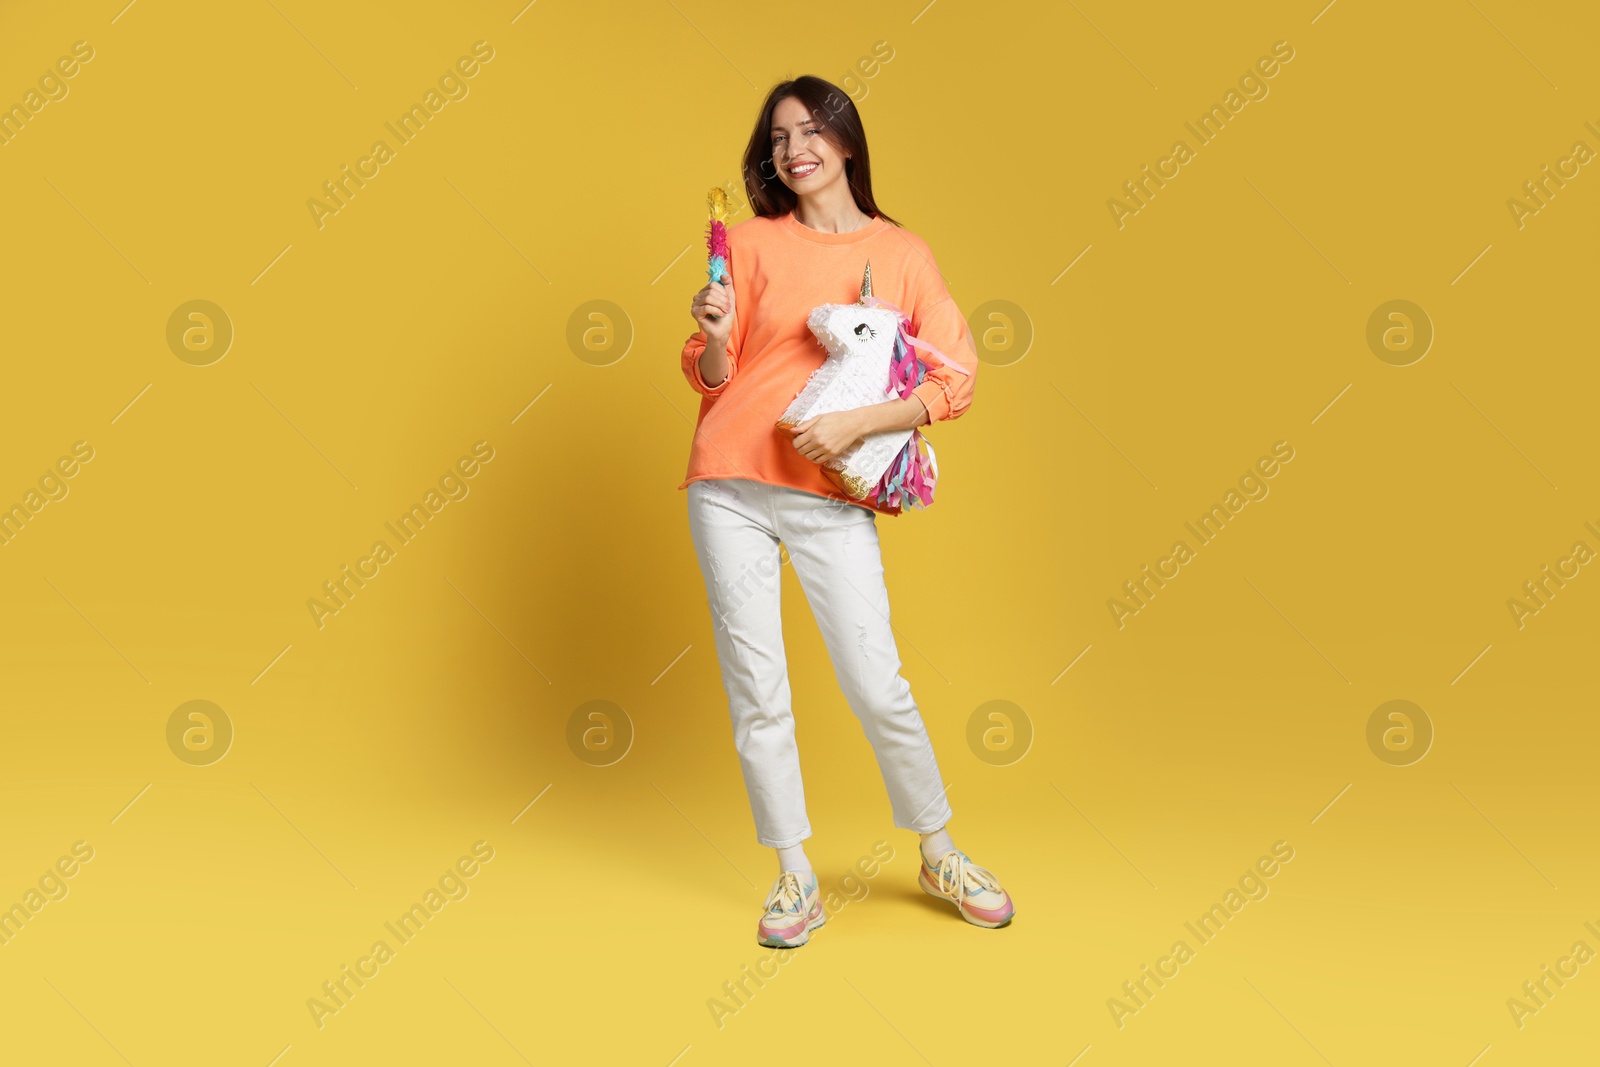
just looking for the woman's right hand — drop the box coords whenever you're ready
[691,277,735,346]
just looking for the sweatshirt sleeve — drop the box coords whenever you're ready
[905,248,978,423]
[681,322,739,398]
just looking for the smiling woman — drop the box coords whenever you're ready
[739,76,898,226]
[678,79,978,514]
[677,75,1014,947]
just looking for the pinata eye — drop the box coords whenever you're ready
[854,323,877,340]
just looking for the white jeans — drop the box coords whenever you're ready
[686,477,954,849]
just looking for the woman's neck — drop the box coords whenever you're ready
[792,187,872,233]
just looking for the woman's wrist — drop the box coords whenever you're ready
[698,336,730,386]
[853,395,929,437]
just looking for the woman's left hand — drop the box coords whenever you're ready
[787,410,865,465]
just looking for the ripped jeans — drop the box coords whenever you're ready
[686,477,954,849]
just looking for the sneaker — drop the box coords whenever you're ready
[918,849,1015,928]
[757,870,826,948]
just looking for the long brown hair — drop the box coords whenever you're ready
[739,76,900,228]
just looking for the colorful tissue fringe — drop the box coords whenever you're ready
[874,321,939,511]
[705,188,730,286]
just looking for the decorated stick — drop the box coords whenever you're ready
[704,187,730,320]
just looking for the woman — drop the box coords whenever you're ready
[679,76,1014,947]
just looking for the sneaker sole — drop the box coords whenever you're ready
[919,870,1014,928]
[757,903,827,948]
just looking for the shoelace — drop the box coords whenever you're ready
[765,871,807,916]
[934,851,1001,904]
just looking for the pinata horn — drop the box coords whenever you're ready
[859,260,873,303]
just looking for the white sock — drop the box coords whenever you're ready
[919,828,955,864]
[776,844,813,878]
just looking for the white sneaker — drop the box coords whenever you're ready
[757,870,825,947]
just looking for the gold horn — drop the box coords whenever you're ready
[859,260,873,303]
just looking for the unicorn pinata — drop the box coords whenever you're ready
[776,260,971,511]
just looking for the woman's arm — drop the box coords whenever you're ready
[905,288,978,423]
[851,394,930,435]
[683,258,740,397]
[787,395,928,466]
[697,334,732,388]
[829,256,979,439]
[789,243,976,464]
[681,328,737,396]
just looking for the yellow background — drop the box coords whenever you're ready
[1,0,1596,1063]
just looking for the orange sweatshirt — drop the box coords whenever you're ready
[678,209,978,517]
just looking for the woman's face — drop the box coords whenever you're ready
[769,96,849,197]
